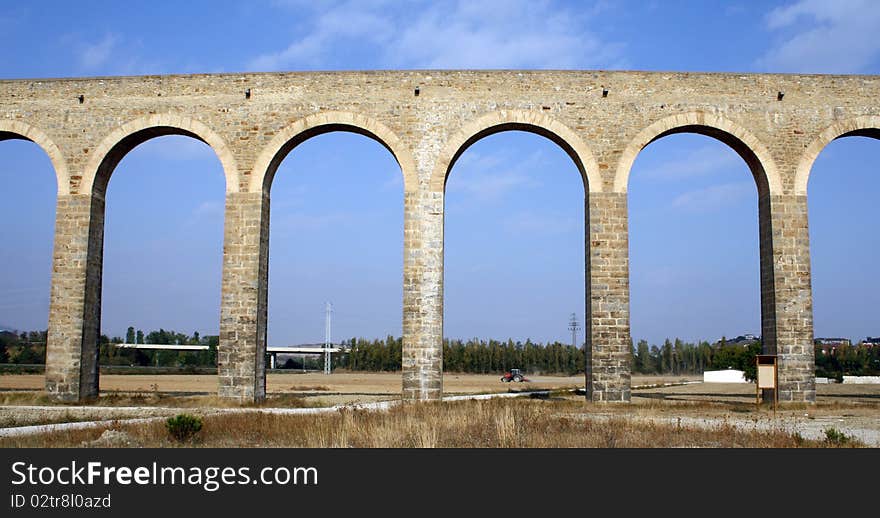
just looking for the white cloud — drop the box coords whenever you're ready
[446,148,545,202]
[379,169,404,192]
[192,201,223,218]
[249,5,393,70]
[79,34,118,70]
[65,33,165,76]
[135,137,218,162]
[387,1,610,69]
[638,145,743,182]
[670,182,754,212]
[449,169,534,201]
[267,184,310,211]
[249,0,625,71]
[756,0,880,73]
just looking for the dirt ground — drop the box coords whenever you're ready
[0,371,587,397]
[621,381,880,446]
[633,379,880,405]
[2,372,878,445]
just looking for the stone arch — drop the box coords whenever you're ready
[0,120,70,195]
[249,111,417,194]
[613,112,782,195]
[81,113,239,196]
[794,115,880,195]
[429,109,602,193]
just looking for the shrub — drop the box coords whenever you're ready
[165,414,203,443]
[823,427,853,446]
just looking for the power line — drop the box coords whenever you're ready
[324,302,332,375]
[568,312,580,348]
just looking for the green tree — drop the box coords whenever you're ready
[635,340,652,374]
[15,345,43,364]
[661,339,673,373]
[740,341,761,382]
[0,331,15,363]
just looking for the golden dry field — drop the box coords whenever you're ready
[0,371,699,393]
[1,371,879,447]
[1,371,877,405]
[0,371,592,406]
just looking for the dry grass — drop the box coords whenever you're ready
[287,385,331,391]
[0,409,93,428]
[0,398,857,449]
[0,372,585,396]
[0,390,310,409]
[2,373,877,448]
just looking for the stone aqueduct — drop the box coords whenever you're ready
[2,70,877,404]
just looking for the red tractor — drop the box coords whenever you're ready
[500,368,531,383]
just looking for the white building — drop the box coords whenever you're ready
[703,369,748,383]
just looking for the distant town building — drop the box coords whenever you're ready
[703,369,748,383]
[714,334,759,347]
[815,337,851,346]
[859,337,880,349]
[271,342,346,369]
[815,337,852,355]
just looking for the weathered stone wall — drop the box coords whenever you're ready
[765,194,815,402]
[44,194,102,402]
[3,70,878,403]
[218,192,269,401]
[586,192,631,402]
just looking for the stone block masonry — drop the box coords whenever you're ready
[3,70,878,403]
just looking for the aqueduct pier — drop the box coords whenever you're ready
[2,69,877,403]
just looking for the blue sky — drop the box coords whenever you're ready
[1,1,878,347]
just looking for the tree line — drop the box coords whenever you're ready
[815,343,880,381]
[98,327,218,368]
[341,336,764,378]
[2,328,878,379]
[631,337,762,381]
[338,336,585,375]
[0,327,217,368]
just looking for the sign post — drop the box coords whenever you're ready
[755,354,778,411]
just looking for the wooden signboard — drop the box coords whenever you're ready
[755,355,778,409]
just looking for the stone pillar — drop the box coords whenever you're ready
[45,194,104,402]
[585,192,631,402]
[760,193,815,402]
[401,188,444,400]
[218,191,269,402]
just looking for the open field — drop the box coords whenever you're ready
[0,371,589,428]
[0,397,867,448]
[1,371,878,447]
[0,371,589,396]
[634,379,880,405]
[0,371,595,409]
[0,371,701,398]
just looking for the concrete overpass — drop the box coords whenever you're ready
[113,343,343,370]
